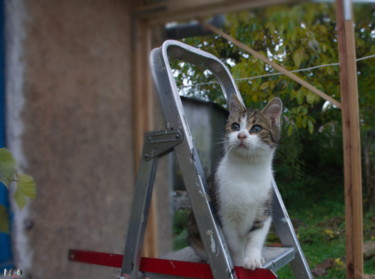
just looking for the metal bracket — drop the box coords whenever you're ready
[143,130,183,161]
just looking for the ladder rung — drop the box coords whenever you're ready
[263,247,295,271]
[162,246,295,273]
[68,249,278,279]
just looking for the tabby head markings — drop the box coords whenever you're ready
[224,94,283,158]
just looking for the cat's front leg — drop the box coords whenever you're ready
[222,224,245,266]
[244,217,271,270]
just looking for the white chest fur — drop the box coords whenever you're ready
[216,154,273,235]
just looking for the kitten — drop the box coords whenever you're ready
[188,94,283,270]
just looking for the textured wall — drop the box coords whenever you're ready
[9,1,135,278]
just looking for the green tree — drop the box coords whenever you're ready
[171,2,374,210]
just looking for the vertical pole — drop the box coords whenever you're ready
[335,0,363,278]
[132,18,159,258]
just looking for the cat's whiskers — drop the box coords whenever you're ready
[226,143,238,156]
[216,138,230,145]
[214,130,226,137]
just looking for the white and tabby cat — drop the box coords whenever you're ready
[188,94,283,270]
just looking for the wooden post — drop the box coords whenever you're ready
[335,0,363,278]
[132,18,159,258]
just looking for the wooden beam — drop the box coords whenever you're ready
[335,0,363,278]
[134,0,305,26]
[201,21,342,108]
[166,0,232,10]
[132,18,159,258]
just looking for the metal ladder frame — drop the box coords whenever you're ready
[120,40,313,279]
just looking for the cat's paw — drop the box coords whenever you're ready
[243,255,264,270]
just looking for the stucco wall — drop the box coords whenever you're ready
[6,0,137,278]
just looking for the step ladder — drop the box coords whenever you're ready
[68,40,313,279]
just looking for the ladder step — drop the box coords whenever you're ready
[262,246,295,271]
[162,246,295,272]
[68,249,278,279]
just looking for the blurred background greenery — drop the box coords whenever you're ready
[171,2,375,278]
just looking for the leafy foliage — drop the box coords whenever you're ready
[0,148,17,186]
[14,174,37,209]
[173,3,346,135]
[0,148,36,233]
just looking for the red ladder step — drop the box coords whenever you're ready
[68,249,277,279]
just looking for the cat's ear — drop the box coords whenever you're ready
[263,97,283,126]
[229,94,246,115]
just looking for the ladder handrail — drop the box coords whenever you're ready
[150,40,244,146]
[150,40,239,279]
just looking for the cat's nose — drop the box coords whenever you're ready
[237,133,247,140]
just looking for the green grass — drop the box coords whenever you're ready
[173,209,190,250]
[274,193,375,278]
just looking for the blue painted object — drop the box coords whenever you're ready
[0,0,14,271]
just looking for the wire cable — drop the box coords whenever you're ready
[178,53,375,89]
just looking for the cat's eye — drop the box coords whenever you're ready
[250,125,262,133]
[231,123,240,131]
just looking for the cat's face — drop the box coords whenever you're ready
[224,95,283,158]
